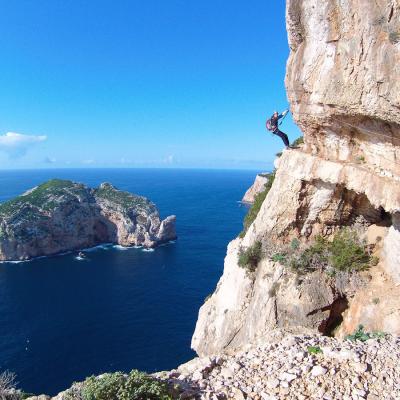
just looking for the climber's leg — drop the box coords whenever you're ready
[274,129,290,147]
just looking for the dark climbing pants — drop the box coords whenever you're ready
[273,129,289,147]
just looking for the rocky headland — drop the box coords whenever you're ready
[241,174,270,204]
[0,179,176,261]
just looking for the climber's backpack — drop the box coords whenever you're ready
[266,118,275,132]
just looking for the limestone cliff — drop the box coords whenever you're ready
[192,0,400,357]
[0,180,176,261]
[241,174,270,203]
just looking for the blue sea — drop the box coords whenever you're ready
[0,168,256,395]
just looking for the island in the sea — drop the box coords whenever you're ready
[0,179,177,261]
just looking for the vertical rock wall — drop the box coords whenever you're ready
[192,0,400,357]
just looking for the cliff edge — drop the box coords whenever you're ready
[0,179,177,261]
[192,0,400,357]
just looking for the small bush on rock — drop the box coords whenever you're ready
[80,370,172,400]
[0,371,20,400]
[291,136,304,147]
[346,325,386,342]
[287,229,377,275]
[271,253,287,264]
[289,235,329,273]
[307,346,322,355]
[328,229,373,272]
[120,370,172,400]
[238,241,263,273]
[81,372,125,400]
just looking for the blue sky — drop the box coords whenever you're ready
[0,0,301,170]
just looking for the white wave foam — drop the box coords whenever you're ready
[158,240,177,247]
[0,260,25,264]
[113,245,129,251]
[0,254,48,264]
[83,243,113,252]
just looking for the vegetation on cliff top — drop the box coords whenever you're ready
[0,180,155,219]
[66,370,174,400]
[94,183,155,212]
[0,179,84,217]
[0,369,176,400]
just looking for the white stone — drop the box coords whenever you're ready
[279,372,297,382]
[311,366,328,377]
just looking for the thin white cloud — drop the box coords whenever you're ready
[44,156,56,164]
[0,132,47,158]
[164,154,176,164]
[120,157,132,164]
[82,159,95,165]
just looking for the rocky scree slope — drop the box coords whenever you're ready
[192,0,400,356]
[166,332,400,400]
[0,179,176,261]
[27,332,400,400]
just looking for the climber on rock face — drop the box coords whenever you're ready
[266,109,290,149]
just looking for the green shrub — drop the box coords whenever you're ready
[120,370,172,400]
[346,325,386,342]
[290,238,300,251]
[307,346,322,355]
[81,372,125,400]
[240,171,276,237]
[80,370,172,400]
[238,241,263,273]
[271,253,287,263]
[291,136,304,147]
[289,235,329,273]
[328,229,371,272]
[288,229,377,274]
[356,155,366,163]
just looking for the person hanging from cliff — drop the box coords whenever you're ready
[266,109,290,149]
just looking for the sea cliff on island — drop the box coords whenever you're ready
[0,179,177,261]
